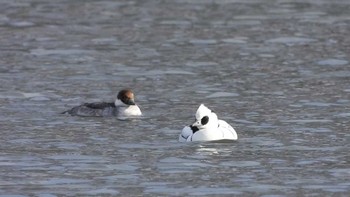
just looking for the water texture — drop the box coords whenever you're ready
[0,0,349,196]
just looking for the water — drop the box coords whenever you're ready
[0,0,349,196]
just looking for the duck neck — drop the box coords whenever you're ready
[115,99,126,107]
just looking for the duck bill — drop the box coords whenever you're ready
[190,125,199,133]
[126,99,136,105]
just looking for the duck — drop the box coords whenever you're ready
[62,89,142,118]
[179,104,237,142]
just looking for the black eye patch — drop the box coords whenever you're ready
[190,125,199,133]
[201,116,209,125]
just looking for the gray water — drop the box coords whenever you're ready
[0,0,349,196]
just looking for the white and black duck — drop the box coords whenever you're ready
[62,89,142,118]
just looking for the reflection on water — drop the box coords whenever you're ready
[0,0,350,196]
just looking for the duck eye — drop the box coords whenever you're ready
[201,116,209,125]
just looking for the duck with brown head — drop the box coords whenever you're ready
[62,89,142,118]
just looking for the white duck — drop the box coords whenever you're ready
[179,104,238,142]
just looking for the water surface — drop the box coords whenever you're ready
[0,0,349,196]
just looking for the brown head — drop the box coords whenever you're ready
[117,89,136,106]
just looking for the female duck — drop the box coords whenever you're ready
[62,89,142,118]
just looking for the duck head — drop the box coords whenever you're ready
[115,89,136,106]
[192,104,219,130]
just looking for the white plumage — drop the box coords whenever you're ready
[179,104,238,142]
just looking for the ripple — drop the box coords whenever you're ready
[206,92,239,98]
[258,54,275,58]
[9,21,35,27]
[319,71,350,78]
[335,113,350,118]
[302,184,349,192]
[281,119,333,123]
[38,178,90,185]
[317,59,348,66]
[159,20,192,26]
[159,157,212,168]
[47,154,104,162]
[243,185,291,193]
[91,37,119,45]
[189,39,217,45]
[112,69,195,76]
[30,96,51,101]
[185,61,219,67]
[266,37,316,44]
[105,164,139,171]
[157,157,214,173]
[21,92,45,98]
[37,194,57,197]
[135,48,160,58]
[302,102,340,107]
[234,119,256,124]
[145,186,242,195]
[284,145,342,151]
[222,38,248,44]
[227,20,261,26]
[329,168,350,178]
[30,49,93,56]
[220,160,261,167]
[79,189,119,195]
